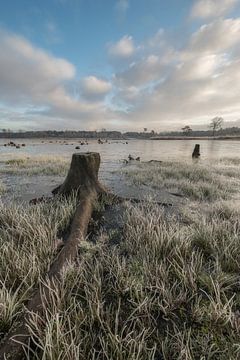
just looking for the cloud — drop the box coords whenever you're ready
[112,16,240,130]
[0,30,75,103]
[114,49,177,88]
[191,0,238,19]
[188,18,240,54]
[0,30,114,129]
[3,11,240,131]
[111,28,177,89]
[114,55,165,90]
[80,76,112,100]
[108,35,135,59]
[177,54,228,80]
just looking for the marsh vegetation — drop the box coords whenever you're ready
[121,158,240,201]
[0,155,69,176]
[0,195,77,340]
[0,156,240,359]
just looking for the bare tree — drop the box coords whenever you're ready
[144,128,147,132]
[181,125,192,136]
[209,117,223,136]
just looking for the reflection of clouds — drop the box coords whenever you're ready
[208,140,219,161]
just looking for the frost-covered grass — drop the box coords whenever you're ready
[0,182,6,194]
[0,155,69,176]
[121,158,240,201]
[22,199,240,359]
[1,158,240,359]
[0,195,77,339]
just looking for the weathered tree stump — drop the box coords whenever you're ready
[0,153,104,360]
[53,152,105,197]
[192,144,200,159]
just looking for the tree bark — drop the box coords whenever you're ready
[53,152,105,197]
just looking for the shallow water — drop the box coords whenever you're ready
[0,138,239,201]
[1,138,240,164]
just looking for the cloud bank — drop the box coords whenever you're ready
[191,0,238,19]
[0,31,112,129]
[1,0,240,131]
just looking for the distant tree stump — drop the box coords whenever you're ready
[53,152,105,197]
[192,144,200,159]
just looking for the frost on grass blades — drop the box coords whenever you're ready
[0,155,69,176]
[0,157,240,359]
[24,200,240,359]
[0,195,78,339]
[0,182,6,194]
[121,158,240,201]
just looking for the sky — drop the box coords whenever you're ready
[0,0,240,132]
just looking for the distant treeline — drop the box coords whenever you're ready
[160,127,240,137]
[1,127,240,139]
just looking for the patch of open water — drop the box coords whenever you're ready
[0,138,239,202]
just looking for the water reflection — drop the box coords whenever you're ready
[0,138,239,164]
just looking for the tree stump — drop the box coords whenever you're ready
[192,144,200,159]
[53,152,105,197]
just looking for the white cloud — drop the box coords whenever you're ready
[147,29,165,48]
[115,55,164,87]
[112,28,177,90]
[108,35,135,59]
[3,11,240,131]
[0,31,113,129]
[80,76,112,100]
[191,0,238,19]
[188,18,240,54]
[0,30,75,103]
[113,16,240,130]
[178,54,228,80]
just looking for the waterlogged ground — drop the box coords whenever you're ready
[0,138,240,202]
[0,155,68,201]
